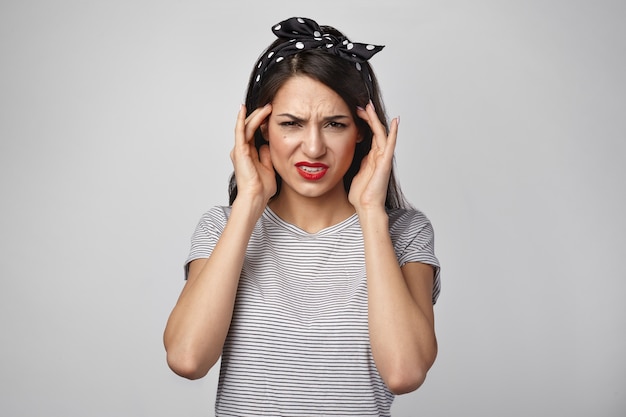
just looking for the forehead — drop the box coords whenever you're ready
[272,76,350,114]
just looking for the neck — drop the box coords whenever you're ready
[268,188,355,234]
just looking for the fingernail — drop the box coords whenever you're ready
[356,106,365,112]
[368,99,375,111]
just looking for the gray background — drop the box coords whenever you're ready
[1,0,624,416]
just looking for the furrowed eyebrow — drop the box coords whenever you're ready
[275,113,305,123]
[275,113,351,123]
[323,115,351,122]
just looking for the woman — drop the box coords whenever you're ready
[164,17,441,416]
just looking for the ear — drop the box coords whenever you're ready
[356,131,363,143]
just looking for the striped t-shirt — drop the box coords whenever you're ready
[186,206,440,416]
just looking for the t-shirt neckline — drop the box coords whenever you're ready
[263,206,359,237]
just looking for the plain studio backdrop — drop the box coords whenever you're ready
[1,0,624,416]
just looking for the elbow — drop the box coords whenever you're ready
[383,348,437,395]
[384,367,428,395]
[163,325,221,380]
[165,348,214,380]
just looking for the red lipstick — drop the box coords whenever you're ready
[295,162,328,181]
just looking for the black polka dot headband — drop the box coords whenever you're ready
[252,17,385,99]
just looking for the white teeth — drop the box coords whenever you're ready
[300,166,323,173]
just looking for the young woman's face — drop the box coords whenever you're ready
[265,75,360,201]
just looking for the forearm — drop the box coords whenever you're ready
[164,200,262,379]
[359,209,437,394]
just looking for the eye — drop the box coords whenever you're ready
[326,121,347,129]
[279,121,300,127]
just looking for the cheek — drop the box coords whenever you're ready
[345,133,360,154]
[267,129,302,154]
[337,141,358,166]
[267,136,293,166]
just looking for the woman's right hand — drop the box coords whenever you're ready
[230,104,275,214]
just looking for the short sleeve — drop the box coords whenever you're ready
[388,209,441,304]
[184,206,230,279]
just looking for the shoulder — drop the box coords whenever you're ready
[189,206,232,245]
[387,208,434,237]
[201,205,231,220]
[196,206,231,231]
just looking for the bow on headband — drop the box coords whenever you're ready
[252,17,384,98]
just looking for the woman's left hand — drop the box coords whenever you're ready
[349,102,399,213]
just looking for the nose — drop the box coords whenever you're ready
[301,126,326,158]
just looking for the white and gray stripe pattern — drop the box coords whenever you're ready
[186,206,440,416]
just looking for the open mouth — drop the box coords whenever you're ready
[295,162,328,180]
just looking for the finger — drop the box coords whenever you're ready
[234,104,247,147]
[244,103,271,124]
[357,102,387,151]
[385,116,399,157]
[244,103,272,141]
[366,102,389,151]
